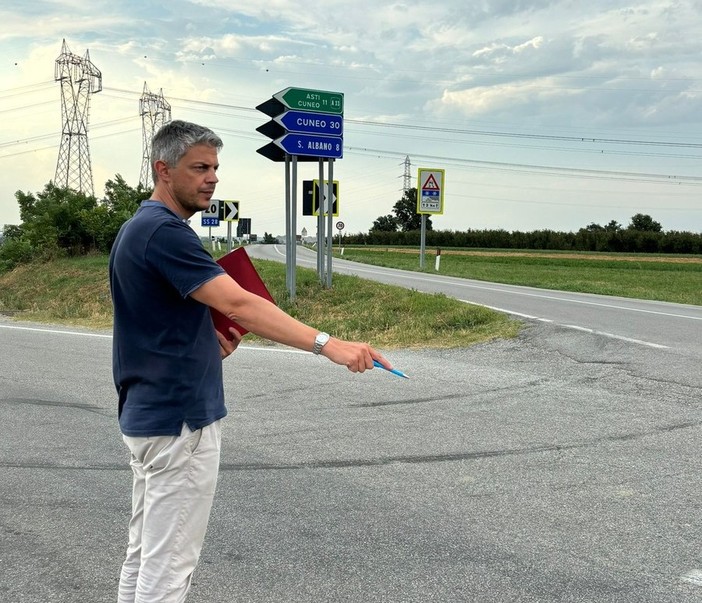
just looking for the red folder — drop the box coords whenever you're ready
[210,247,275,339]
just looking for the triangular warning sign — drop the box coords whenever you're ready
[422,174,440,190]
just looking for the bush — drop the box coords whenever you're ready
[0,237,36,274]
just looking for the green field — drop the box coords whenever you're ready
[337,247,702,306]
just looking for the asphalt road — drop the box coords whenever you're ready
[1,251,701,602]
[249,244,702,362]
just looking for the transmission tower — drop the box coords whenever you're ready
[54,39,102,196]
[139,82,172,188]
[402,155,412,193]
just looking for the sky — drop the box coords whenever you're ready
[1,0,702,240]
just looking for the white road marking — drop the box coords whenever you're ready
[0,324,112,338]
[459,301,669,349]
[561,324,669,349]
[0,322,312,354]
[681,569,702,587]
[460,300,553,323]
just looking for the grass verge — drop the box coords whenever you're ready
[0,254,519,349]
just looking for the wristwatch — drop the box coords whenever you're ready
[312,332,331,355]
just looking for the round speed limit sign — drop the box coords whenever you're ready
[335,221,345,231]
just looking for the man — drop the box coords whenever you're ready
[109,120,391,603]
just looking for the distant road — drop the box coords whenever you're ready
[248,244,702,361]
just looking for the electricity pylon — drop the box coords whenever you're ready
[139,82,171,189]
[402,155,412,192]
[54,39,102,196]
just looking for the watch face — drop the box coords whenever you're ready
[314,332,330,353]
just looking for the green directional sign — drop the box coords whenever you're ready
[274,87,343,115]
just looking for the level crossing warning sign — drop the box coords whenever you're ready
[417,168,445,215]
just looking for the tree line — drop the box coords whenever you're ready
[359,188,702,254]
[345,225,702,254]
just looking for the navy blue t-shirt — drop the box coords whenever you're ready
[109,201,226,437]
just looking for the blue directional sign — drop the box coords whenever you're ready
[275,133,343,159]
[277,111,343,136]
[202,217,219,227]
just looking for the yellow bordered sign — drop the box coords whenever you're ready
[417,168,445,215]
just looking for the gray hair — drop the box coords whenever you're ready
[151,120,223,183]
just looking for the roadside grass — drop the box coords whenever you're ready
[337,247,702,306]
[4,247,696,348]
[0,254,519,349]
[0,255,114,328]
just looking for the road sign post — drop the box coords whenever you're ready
[276,133,342,159]
[220,199,239,251]
[336,220,344,254]
[218,200,239,222]
[417,169,445,215]
[302,179,340,216]
[256,87,344,296]
[201,199,220,228]
[256,87,345,162]
[417,169,446,269]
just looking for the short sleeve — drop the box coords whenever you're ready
[145,220,225,298]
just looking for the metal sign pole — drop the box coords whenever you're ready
[419,214,426,269]
[227,221,232,252]
[285,154,293,299]
[317,158,325,283]
[291,155,298,300]
[326,158,334,288]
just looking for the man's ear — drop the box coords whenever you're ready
[154,159,170,182]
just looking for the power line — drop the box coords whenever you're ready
[346,146,702,186]
[0,100,55,115]
[349,119,702,149]
[0,117,139,155]
[3,120,700,188]
[3,83,702,189]
[0,128,141,162]
[0,81,54,98]
[98,86,702,150]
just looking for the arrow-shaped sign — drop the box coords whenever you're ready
[256,88,343,117]
[275,133,343,159]
[302,180,340,215]
[275,87,343,115]
[257,110,344,140]
[278,110,343,136]
[256,88,344,162]
[219,200,239,221]
[317,181,337,215]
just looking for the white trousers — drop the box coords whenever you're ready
[118,421,222,603]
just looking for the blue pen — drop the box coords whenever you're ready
[373,359,410,379]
